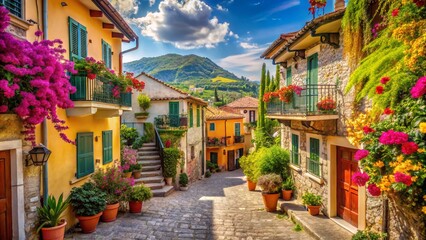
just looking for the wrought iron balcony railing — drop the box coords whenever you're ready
[155,114,188,129]
[234,135,245,143]
[267,84,337,117]
[69,73,132,107]
[206,137,227,147]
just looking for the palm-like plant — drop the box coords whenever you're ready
[36,193,70,232]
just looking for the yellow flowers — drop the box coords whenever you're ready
[346,111,373,148]
[393,159,422,174]
[418,148,426,153]
[423,206,426,215]
[420,122,426,134]
[374,161,384,168]
[423,195,426,201]
[379,175,393,192]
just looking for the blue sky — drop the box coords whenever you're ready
[111,0,338,81]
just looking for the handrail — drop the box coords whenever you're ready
[154,127,164,171]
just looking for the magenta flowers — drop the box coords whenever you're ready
[394,172,413,186]
[378,130,409,145]
[352,172,370,186]
[354,149,369,161]
[367,184,381,197]
[410,76,426,99]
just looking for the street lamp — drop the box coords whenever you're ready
[26,144,51,166]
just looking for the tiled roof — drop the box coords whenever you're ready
[136,72,207,106]
[218,106,241,114]
[260,32,297,58]
[206,107,244,120]
[224,96,259,108]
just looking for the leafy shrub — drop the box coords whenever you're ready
[163,148,180,178]
[257,174,282,194]
[144,123,155,142]
[302,192,322,206]
[206,161,218,172]
[352,230,386,240]
[137,94,151,111]
[205,171,212,178]
[132,135,149,149]
[282,177,295,191]
[70,182,106,216]
[130,163,142,171]
[127,185,153,202]
[179,173,189,187]
[36,194,70,232]
[239,148,266,182]
[258,145,290,180]
[91,167,134,204]
[121,124,139,146]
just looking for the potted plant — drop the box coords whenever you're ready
[179,173,189,191]
[127,184,153,213]
[257,173,282,212]
[69,182,106,233]
[131,163,142,179]
[92,167,134,222]
[281,177,295,201]
[163,148,180,185]
[120,124,139,146]
[239,155,258,191]
[36,194,70,240]
[302,192,323,216]
[135,94,151,119]
[121,147,138,178]
[317,97,336,113]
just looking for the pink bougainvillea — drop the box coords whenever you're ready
[352,171,370,186]
[0,7,76,145]
[378,130,409,145]
[410,76,426,99]
[401,142,419,155]
[367,183,381,196]
[354,149,369,161]
[394,172,413,186]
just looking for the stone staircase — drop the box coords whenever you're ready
[134,142,174,197]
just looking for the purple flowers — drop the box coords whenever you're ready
[352,172,370,186]
[410,76,426,99]
[378,130,409,145]
[354,149,369,161]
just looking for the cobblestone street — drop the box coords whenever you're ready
[66,170,313,240]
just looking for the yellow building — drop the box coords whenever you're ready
[0,0,137,238]
[206,107,245,171]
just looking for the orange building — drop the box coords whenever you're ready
[206,107,245,171]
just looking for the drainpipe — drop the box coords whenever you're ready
[119,37,139,74]
[201,107,205,175]
[42,0,48,206]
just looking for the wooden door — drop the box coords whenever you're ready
[0,150,12,240]
[227,150,235,171]
[337,147,358,227]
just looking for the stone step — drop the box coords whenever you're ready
[138,154,161,160]
[134,176,164,184]
[152,185,175,197]
[142,142,156,147]
[141,170,162,178]
[138,160,161,166]
[145,182,165,190]
[140,146,156,151]
[137,150,159,156]
[142,165,161,171]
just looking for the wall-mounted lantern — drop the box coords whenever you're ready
[26,144,51,166]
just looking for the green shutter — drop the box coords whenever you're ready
[80,25,88,58]
[102,40,112,69]
[291,134,299,165]
[102,130,113,164]
[197,107,200,127]
[69,17,79,61]
[210,152,218,164]
[76,132,94,178]
[189,105,193,127]
[107,45,112,69]
[307,54,318,112]
[235,123,241,136]
[286,67,292,86]
[169,102,180,127]
[309,138,320,176]
[3,0,22,18]
[209,123,215,131]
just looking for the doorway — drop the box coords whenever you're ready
[0,150,12,239]
[227,150,235,171]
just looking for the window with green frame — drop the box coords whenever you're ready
[102,130,113,164]
[196,107,201,127]
[209,123,215,131]
[69,17,88,61]
[102,40,112,69]
[308,137,320,176]
[76,132,94,178]
[286,67,292,86]
[189,105,194,127]
[1,0,22,18]
[291,134,299,166]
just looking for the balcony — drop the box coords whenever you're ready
[155,114,188,129]
[234,135,245,144]
[267,84,338,121]
[66,73,132,118]
[206,137,227,148]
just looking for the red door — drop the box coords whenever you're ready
[0,150,12,239]
[337,147,358,227]
[227,150,235,171]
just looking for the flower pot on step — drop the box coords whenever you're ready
[76,212,102,234]
[165,177,173,186]
[129,201,143,213]
[247,180,256,191]
[261,193,280,212]
[41,219,67,240]
[307,205,321,216]
[282,190,292,201]
[122,172,132,178]
[101,203,119,222]
[132,170,142,179]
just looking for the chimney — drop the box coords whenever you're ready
[334,0,345,11]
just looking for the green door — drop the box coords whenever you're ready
[307,53,318,112]
[169,102,179,127]
[291,134,299,165]
[210,152,218,165]
[309,138,320,176]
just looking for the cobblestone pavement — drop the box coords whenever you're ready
[66,169,313,240]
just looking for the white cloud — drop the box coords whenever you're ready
[240,42,258,49]
[134,0,229,49]
[109,0,139,16]
[252,2,261,6]
[229,31,239,39]
[216,4,228,12]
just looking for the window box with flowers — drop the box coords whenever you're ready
[316,97,337,114]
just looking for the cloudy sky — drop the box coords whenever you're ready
[111,0,339,81]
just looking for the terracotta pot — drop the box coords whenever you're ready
[129,201,143,213]
[101,203,120,222]
[76,212,102,234]
[282,190,293,201]
[41,219,67,240]
[247,180,256,191]
[307,205,321,216]
[122,172,132,178]
[165,177,173,186]
[133,170,142,179]
[261,193,280,212]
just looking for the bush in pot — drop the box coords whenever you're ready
[131,163,142,179]
[179,173,189,191]
[127,184,153,213]
[69,182,106,233]
[239,150,262,191]
[302,192,322,216]
[36,194,70,240]
[121,147,138,178]
[281,177,295,201]
[137,94,151,112]
[258,146,290,180]
[163,148,180,185]
[257,173,282,212]
[120,124,139,146]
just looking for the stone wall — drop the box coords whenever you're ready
[185,124,204,182]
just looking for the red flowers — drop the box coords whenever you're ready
[317,98,336,111]
[380,76,390,84]
[352,172,370,186]
[401,142,419,155]
[392,9,399,17]
[368,184,381,196]
[87,73,97,80]
[263,85,303,103]
[394,172,413,186]
[383,108,394,115]
[363,126,375,134]
[376,86,384,94]
[413,0,425,7]
[354,149,369,161]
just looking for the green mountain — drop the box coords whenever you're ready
[124,54,240,82]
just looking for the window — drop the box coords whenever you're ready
[76,132,94,178]
[69,17,88,61]
[189,104,193,127]
[308,137,320,176]
[102,40,112,69]
[235,123,241,136]
[286,67,292,86]
[1,0,22,18]
[191,146,195,159]
[169,102,180,127]
[102,130,113,164]
[209,123,215,131]
[249,110,256,123]
[210,152,218,165]
[291,134,299,166]
[196,107,200,127]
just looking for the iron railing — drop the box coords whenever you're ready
[290,150,300,166]
[234,135,245,143]
[206,137,226,147]
[306,157,321,177]
[69,73,132,107]
[155,114,188,129]
[267,84,337,116]
[154,127,164,171]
